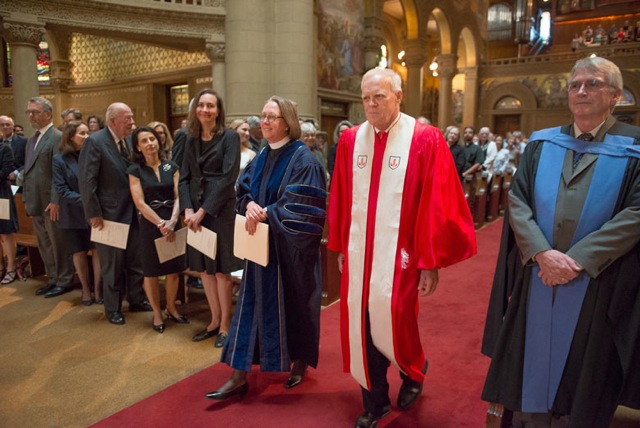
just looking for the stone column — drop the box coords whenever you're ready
[436,54,457,128]
[46,28,74,121]
[225,0,271,121]
[363,16,385,71]
[402,38,428,118]
[4,20,44,128]
[206,41,226,103]
[462,66,479,127]
[273,0,315,119]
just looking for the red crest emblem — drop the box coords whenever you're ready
[357,155,368,169]
[389,156,401,170]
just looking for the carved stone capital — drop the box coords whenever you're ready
[205,42,225,61]
[402,38,428,68]
[436,54,458,79]
[3,22,45,47]
[363,16,385,52]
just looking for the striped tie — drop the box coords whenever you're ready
[573,133,594,169]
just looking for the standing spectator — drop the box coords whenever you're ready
[482,56,640,427]
[148,121,174,160]
[61,108,82,127]
[228,119,256,175]
[128,126,186,333]
[179,89,240,347]
[479,126,498,178]
[246,115,263,153]
[0,115,26,183]
[328,120,353,177]
[445,126,466,183]
[87,115,104,134]
[14,124,25,136]
[207,95,326,401]
[327,68,476,427]
[0,121,18,284]
[462,125,485,176]
[22,97,75,298]
[301,122,328,183]
[53,121,102,304]
[79,102,150,325]
[570,33,583,51]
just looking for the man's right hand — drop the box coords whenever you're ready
[90,216,104,230]
[536,249,582,286]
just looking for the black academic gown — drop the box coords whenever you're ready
[481,123,640,427]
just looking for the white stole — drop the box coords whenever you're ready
[347,113,415,388]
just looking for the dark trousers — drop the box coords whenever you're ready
[361,310,420,416]
[96,220,145,313]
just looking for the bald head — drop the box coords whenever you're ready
[0,116,15,139]
[106,103,135,140]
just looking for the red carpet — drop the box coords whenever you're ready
[93,220,502,428]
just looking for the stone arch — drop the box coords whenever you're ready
[484,81,538,110]
[431,8,453,55]
[459,27,478,68]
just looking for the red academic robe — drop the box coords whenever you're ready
[327,114,476,390]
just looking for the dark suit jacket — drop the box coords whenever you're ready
[53,152,87,229]
[22,125,61,216]
[171,128,186,169]
[78,127,136,224]
[8,134,26,172]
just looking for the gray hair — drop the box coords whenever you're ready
[362,68,403,92]
[571,57,623,91]
[333,120,353,144]
[300,122,316,135]
[247,115,261,129]
[28,96,53,113]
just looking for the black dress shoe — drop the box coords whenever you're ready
[128,301,153,312]
[44,286,73,298]
[354,408,390,428]
[153,323,165,333]
[82,299,93,306]
[214,332,228,348]
[35,283,55,296]
[205,381,248,400]
[192,327,220,342]
[165,311,189,324]
[94,298,104,305]
[107,311,126,325]
[397,360,428,410]
[284,360,308,389]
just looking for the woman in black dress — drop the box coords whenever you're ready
[128,126,186,333]
[179,89,240,347]
[0,138,18,284]
[53,121,101,303]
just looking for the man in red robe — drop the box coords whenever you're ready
[327,68,476,428]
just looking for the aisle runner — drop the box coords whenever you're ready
[92,221,502,428]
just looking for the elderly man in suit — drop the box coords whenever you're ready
[0,115,27,182]
[22,97,74,297]
[79,102,150,325]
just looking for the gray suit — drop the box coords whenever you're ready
[22,125,73,287]
[78,127,145,313]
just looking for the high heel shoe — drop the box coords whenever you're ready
[284,360,308,389]
[153,323,165,333]
[164,311,189,324]
[205,381,248,400]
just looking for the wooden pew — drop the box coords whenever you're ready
[473,172,489,229]
[486,174,502,222]
[13,193,44,277]
[499,171,513,215]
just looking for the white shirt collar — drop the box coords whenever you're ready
[373,112,402,134]
[268,136,290,150]
[574,120,605,139]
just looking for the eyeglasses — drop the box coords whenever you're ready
[260,113,283,122]
[567,79,612,93]
[25,110,44,116]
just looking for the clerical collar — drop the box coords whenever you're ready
[573,120,605,140]
[268,136,290,150]
[373,113,401,134]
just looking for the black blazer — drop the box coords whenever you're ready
[78,127,136,224]
[53,152,87,229]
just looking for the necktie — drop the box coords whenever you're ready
[118,139,130,159]
[573,133,594,170]
[25,130,40,170]
[376,131,388,144]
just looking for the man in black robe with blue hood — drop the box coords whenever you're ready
[482,57,640,427]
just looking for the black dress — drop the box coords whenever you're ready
[0,143,18,234]
[127,160,185,277]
